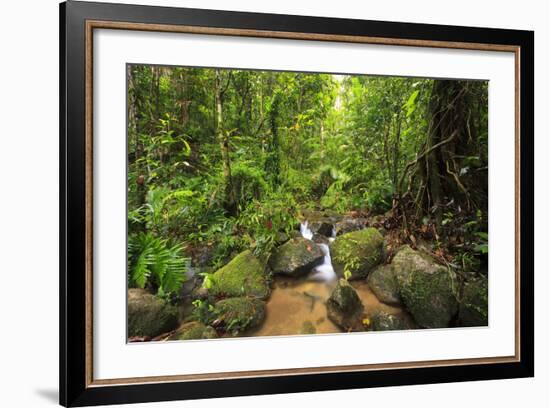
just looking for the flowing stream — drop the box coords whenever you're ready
[300,221,337,282]
[249,219,407,337]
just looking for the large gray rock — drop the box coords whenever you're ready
[326,279,364,331]
[127,289,179,338]
[331,228,385,280]
[268,237,324,277]
[367,264,401,305]
[392,245,458,328]
[459,276,488,327]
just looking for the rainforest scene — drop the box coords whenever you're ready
[127,64,489,342]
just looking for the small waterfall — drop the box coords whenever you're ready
[299,221,337,282]
[328,226,336,243]
[300,220,313,240]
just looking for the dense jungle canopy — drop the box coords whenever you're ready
[126,64,488,321]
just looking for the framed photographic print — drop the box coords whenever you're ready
[59,0,534,406]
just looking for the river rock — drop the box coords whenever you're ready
[459,276,488,327]
[370,312,413,331]
[326,279,364,331]
[127,289,179,338]
[213,297,266,335]
[312,232,330,245]
[268,237,324,277]
[334,217,368,235]
[208,250,271,299]
[275,230,302,246]
[169,321,218,340]
[392,245,458,328]
[367,264,401,305]
[315,222,335,237]
[331,228,385,280]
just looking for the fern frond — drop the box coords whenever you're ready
[127,232,188,295]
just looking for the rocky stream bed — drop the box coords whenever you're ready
[128,211,488,342]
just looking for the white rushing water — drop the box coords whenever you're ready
[299,221,337,282]
[300,220,314,240]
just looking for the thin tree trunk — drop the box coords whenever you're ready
[128,66,147,232]
[215,70,236,215]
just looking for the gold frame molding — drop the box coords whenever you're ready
[84,20,521,388]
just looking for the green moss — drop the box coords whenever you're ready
[213,297,266,335]
[174,321,218,340]
[208,250,271,299]
[392,246,458,328]
[459,277,488,327]
[331,228,384,279]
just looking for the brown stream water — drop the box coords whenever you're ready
[249,277,406,337]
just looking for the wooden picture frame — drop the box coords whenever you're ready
[60,1,534,406]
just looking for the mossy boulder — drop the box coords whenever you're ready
[213,297,266,335]
[268,237,324,278]
[326,279,364,331]
[459,276,488,327]
[331,228,385,280]
[392,245,458,328]
[208,250,270,299]
[370,312,413,331]
[127,289,178,338]
[367,264,401,305]
[170,321,218,340]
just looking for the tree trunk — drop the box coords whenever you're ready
[128,66,147,232]
[215,70,236,215]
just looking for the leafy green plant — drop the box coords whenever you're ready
[191,298,216,324]
[128,232,189,296]
[231,163,268,212]
[474,232,488,254]
[237,191,298,259]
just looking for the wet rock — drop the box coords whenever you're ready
[370,312,413,331]
[213,297,266,335]
[127,289,178,338]
[392,245,458,328]
[459,276,488,327]
[334,217,368,235]
[169,321,218,340]
[315,222,335,237]
[268,237,324,278]
[367,264,401,305]
[208,250,271,299]
[331,228,385,280]
[275,230,302,246]
[326,279,364,331]
[312,233,330,245]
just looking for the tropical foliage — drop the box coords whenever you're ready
[127,65,489,299]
